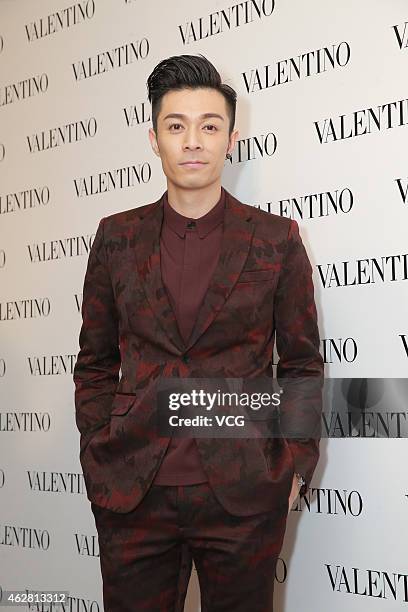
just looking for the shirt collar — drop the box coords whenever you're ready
[162,187,225,238]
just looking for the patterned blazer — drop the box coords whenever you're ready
[73,187,324,515]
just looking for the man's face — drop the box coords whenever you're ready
[148,87,239,191]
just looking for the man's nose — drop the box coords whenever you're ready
[182,127,203,149]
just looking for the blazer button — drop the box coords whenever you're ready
[182,355,190,364]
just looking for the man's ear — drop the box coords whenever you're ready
[227,128,239,156]
[148,127,161,158]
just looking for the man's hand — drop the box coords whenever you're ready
[287,473,302,515]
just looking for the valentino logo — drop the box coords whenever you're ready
[321,337,357,364]
[392,21,408,50]
[321,411,408,438]
[295,488,363,516]
[226,133,277,164]
[72,39,149,80]
[395,178,408,204]
[0,412,50,432]
[27,471,85,494]
[27,355,77,375]
[0,525,50,549]
[274,557,288,585]
[74,163,152,197]
[27,117,97,153]
[74,293,83,314]
[253,186,353,218]
[326,564,408,602]
[0,186,50,215]
[27,235,94,262]
[178,0,275,44]
[399,334,408,357]
[123,101,151,127]
[317,253,408,287]
[25,0,96,41]
[0,298,51,321]
[75,533,99,557]
[314,97,408,143]
[0,73,48,107]
[242,42,350,92]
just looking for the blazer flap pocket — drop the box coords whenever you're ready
[110,393,138,416]
[238,268,276,283]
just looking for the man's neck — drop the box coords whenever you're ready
[166,181,222,219]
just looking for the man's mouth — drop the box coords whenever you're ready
[180,161,207,166]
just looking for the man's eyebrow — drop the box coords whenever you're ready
[162,112,225,121]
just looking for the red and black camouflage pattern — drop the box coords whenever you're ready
[91,481,288,611]
[73,187,324,516]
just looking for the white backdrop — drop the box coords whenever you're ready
[1,1,407,610]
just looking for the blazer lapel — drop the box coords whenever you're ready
[134,188,256,354]
[133,193,185,353]
[184,191,255,352]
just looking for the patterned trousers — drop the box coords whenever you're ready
[91,481,288,611]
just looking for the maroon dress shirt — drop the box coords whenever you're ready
[152,187,226,485]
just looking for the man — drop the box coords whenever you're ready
[73,54,324,611]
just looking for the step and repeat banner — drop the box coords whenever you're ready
[1,1,407,610]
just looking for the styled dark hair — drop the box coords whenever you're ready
[146,54,237,135]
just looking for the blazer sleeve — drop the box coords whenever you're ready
[73,216,121,441]
[273,218,324,497]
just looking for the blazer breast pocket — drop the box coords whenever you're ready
[237,268,277,284]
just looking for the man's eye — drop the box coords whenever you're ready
[168,123,218,131]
